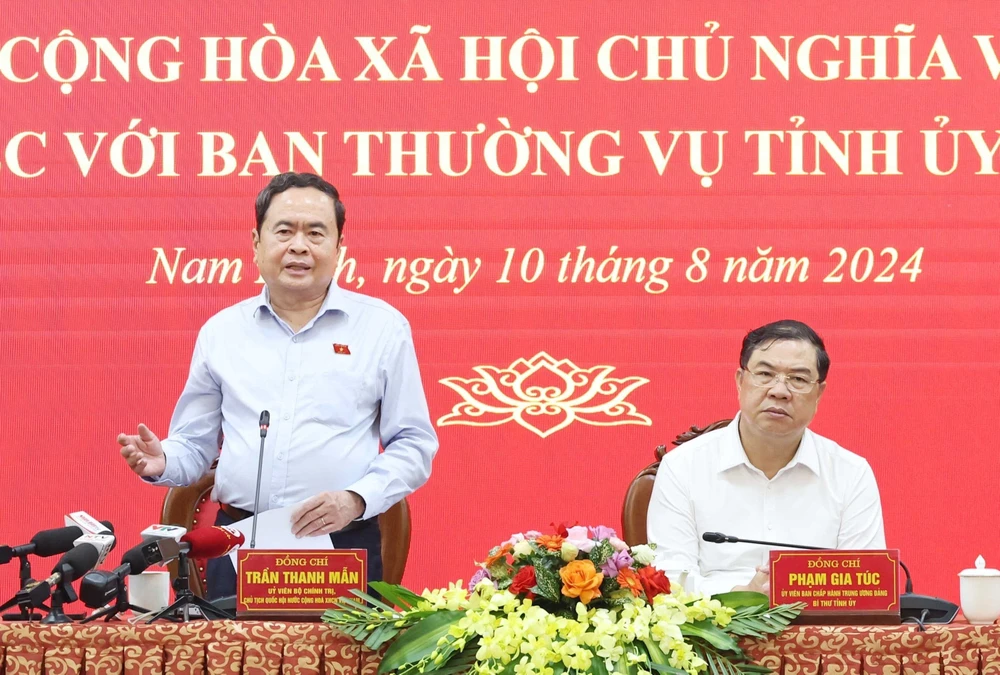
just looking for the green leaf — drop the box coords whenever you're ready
[589,541,615,568]
[534,565,562,602]
[680,621,740,654]
[378,610,465,674]
[370,583,425,610]
[647,664,688,675]
[364,624,389,650]
[589,652,610,675]
[433,648,480,675]
[640,639,668,666]
[711,592,769,608]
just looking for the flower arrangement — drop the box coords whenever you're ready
[323,524,804,675]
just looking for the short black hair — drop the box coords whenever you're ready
[740,320,830,382]
[254,172,346,237]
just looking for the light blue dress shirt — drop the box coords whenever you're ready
[149,283,439,520]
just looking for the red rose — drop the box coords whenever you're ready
[509,565,537,597]
[637,566,671,600]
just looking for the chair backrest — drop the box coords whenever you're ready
[621,419,732,546]
[160,471,412,596]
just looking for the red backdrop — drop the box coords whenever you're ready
[2,2,998,605]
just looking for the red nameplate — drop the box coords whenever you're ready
[236,549,367,618]
[769,549,900,624]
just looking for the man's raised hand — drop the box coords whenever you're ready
[117,423,166,477]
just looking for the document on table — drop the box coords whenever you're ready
[227,503,334,568]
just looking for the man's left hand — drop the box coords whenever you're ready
[290,491,366,538]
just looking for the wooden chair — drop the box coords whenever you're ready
[621,419,732,546]
[160,466,412,596]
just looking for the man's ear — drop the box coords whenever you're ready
[251,229,260,263]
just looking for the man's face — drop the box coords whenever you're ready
[735,339,826,439]
[252,187,340,299]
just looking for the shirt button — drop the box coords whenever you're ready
[767,524,773,530]
[292,336,297,343]
[288,374,296,381]
[283,413,290,420]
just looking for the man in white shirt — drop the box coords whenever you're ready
[116,172,438,597]
[646,320,885,596]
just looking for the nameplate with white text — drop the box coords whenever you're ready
[770,549,900,623]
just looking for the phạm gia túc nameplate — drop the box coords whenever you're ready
[237,549,367,618]
[769,549,900,624]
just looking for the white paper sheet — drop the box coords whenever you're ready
[227,503,334,568]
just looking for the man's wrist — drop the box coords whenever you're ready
[347,490,367,520]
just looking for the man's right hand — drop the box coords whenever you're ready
[732,565,770,594]
[117,423,166,477]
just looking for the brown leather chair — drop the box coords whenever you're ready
[621,419,732,546]
[160,466,412,596]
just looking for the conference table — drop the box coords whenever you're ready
[0,621,995,675]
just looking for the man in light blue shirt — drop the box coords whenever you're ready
[117,172,439,597]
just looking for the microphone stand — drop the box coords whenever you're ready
[146,551,233,623]
[250,411,270,549]
[40,564,77,624]
[81,580,150,624]
[0,554,46,621]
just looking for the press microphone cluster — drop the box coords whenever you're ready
[78,526,245,619]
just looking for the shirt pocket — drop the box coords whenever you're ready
[300,359,375,428]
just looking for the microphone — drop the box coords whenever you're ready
[250,410,270,549]
[1,520,115,564]
[129,526,246,572]
[701,531,826,550]
[139,524,187,542]
[180,526,245,558]
[79,540,174,618]
[23,535,115,608]
[897,561,959,625]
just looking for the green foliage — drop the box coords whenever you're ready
[533,562,563,602]
[378,610,466,674]
[589,541,615,568]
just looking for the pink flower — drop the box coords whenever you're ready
[502,533,526,547]
[524,530,543,540]
[589,526,618,540]
[609,537,628,552]
[565,525,596,553]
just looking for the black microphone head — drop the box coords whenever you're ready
[79,570,120,608]
[31,526,85,557]
[54,543,101,582]
[120,544,153,575]
[702,532,728,544]
[259,410,270,426]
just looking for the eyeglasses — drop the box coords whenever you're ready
[742,369,821,394]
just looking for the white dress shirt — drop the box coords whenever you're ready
[647,415,885,596]
[149,283,438,520]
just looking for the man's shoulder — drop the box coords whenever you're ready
[339,288,408,323]
[199,295,262,334]
[662,424,730,469]
[807,428,874,472]
[338,287,409,327]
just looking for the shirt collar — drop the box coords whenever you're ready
[253,283,351,320]
[718,413,820,476]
